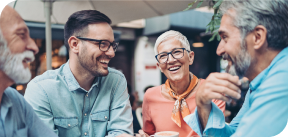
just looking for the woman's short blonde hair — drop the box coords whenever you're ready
[154,30,190,55]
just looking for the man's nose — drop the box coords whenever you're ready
[216,41,225,56]
[27,38,39,55]
[105,46,115,58]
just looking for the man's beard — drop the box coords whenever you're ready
[0,45,35,84]
[78,44,110,77]
[223,41,251,78]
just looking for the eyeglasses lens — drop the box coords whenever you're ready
[157,48,184,63]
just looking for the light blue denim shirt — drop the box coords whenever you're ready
[0,87,57,137]
[24,62,133,137]
[184,47,288,137]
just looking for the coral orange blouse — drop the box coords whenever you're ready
[142,79,226,137]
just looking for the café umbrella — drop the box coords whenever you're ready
[9,0,209,70]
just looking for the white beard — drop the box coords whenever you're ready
[0,45,34,84]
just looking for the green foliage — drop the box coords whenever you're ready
[184,0,223,42]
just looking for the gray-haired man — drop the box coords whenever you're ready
[184,0,288,137]
[0,5,56,137]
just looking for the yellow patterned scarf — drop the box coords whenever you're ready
[165,73,198,127]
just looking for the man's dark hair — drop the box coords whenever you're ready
[64,10,111,50]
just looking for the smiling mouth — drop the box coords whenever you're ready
[99,60,109,64]
[22,58,33,68]
[168,66,181,71]
[23,58,33,63]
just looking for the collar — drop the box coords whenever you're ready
[250,47,288,91]
[1,89,13,119]
[1,90,13,109]
[62,61,99,92]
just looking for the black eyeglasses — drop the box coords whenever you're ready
[76,37,119,52]
[155,48,189,64]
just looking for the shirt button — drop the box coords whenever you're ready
[84,132,87,135]
[105,116,107,119]
[84,113,87,116]
[68,124,70,127]
[86,94,88,97]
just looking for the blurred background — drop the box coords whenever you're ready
[9,0,220,97]
[8,0,241,123]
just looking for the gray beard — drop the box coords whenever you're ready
[224,42,251,78]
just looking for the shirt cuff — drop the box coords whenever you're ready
[184,107,202,136]
[184,102,226,136]
[205,102,226,132]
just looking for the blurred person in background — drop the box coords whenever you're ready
[184,0,288,136]
[127,84,141,133]
[24,10,133,137]
[139,30,225,137]
[0,5,56,137]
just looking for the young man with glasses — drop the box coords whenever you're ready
[24,10,133,137]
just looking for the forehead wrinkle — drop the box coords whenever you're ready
[0,7,23,24]
[0,8,26,36]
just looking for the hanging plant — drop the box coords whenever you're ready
[184,0,223,42]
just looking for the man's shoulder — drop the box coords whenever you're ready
[267,51,288,76]
[4,87,22,99]
[106,67,125,79]
[31,65,64,84]
[4,87,26,108]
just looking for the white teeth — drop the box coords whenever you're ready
[169,66,180,71]
[100,60,109,64]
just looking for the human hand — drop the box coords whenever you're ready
[196,72,241,108]
[138,130,149,137]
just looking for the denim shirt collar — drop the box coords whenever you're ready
[62,61,99,92]
[250,47,288,91]
[1,91,13,108]
[1,91,13,119]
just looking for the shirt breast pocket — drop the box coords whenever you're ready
[90,110,109,121]
[90,110,109,136]
[54,117,80,137]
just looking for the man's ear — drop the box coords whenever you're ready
[188,51,194,65]
[156,63,163,72]
[252,25,267,50]
[68,36,80,54]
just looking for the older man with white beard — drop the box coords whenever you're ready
[0,6,56,137]
[184,0,288,137]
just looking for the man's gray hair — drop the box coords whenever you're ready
[0,29,8,69]
[154,30,190,55]
[219,0,288,50]
[0,29,6,48]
